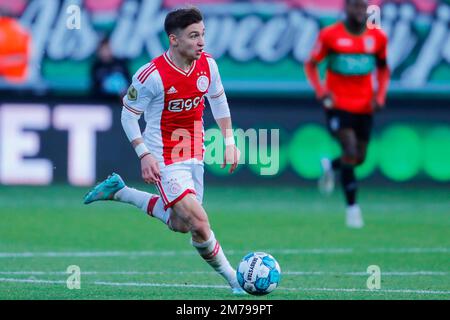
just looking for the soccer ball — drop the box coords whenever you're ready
[236,252,281,295]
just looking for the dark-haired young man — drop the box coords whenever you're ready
[84,7,244,294]
[305,0,390,228]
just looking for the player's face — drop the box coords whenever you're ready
[346,0,368,25]
[172,21,205,61]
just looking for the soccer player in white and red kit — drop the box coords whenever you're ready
[84,7,243,294]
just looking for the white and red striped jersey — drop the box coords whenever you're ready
[123,51,226,166]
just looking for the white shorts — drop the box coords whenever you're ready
[155,162,204,210]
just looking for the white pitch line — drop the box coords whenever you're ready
[0,277,448,296]
[368,248,450,253]
[282,287,450,295]
[0,247,448,258]
[284,271,450,276]
[0,249,347,258]
[94,281,230,289]
[0,271,216,276]
[0,278,66,285]
[75,282,450,295]
[0,251,188,258]
[0,271,448,276]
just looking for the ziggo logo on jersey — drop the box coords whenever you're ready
[168,97,202,112]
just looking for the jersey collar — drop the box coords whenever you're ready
[164,50,197,77]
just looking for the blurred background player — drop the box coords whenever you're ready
[84,7,244,294]
[90,35,131,99]
[0,6,30,84]
[304,0,390,228]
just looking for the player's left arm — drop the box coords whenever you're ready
[215,117,241,174]
[374,32,391,111]
[206,57,241,174]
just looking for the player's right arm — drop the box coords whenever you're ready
[121,70,161,184]
[304,29,333,109]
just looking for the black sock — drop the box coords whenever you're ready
[341,165,357,206]
[332,158,341,171]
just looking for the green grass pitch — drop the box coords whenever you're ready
[0,184,449,300]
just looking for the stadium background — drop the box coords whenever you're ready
[0,0,449,300]
[1,0,450,186]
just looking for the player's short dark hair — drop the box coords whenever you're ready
[164,7,203,36]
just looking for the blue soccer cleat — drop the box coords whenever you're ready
[83,173,125,204]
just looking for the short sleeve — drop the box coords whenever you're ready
[122,64,156,115]
[310,29,329,63]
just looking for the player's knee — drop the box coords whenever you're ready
[167,215,190,234]
[342,145,358,162]
[171,222,190,234]
[341,154,358,166]
[171,194,210,237]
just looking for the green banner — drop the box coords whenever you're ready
[205,123,450,182]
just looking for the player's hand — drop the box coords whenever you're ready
[140,154,161,184]
[372,98,385,113]
[320,93,334,110]
[221,144,241,174]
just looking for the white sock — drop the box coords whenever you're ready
[114,187,170,225]
[114,186,152,212]
[149,197,172,225]
[347,204,360,211]
[321,158,331,171]
[191,231,238,288]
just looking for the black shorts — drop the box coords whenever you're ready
[325,109,373,142]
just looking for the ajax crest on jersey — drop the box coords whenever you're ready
[237,252,281,295]
[196,75,209,92]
